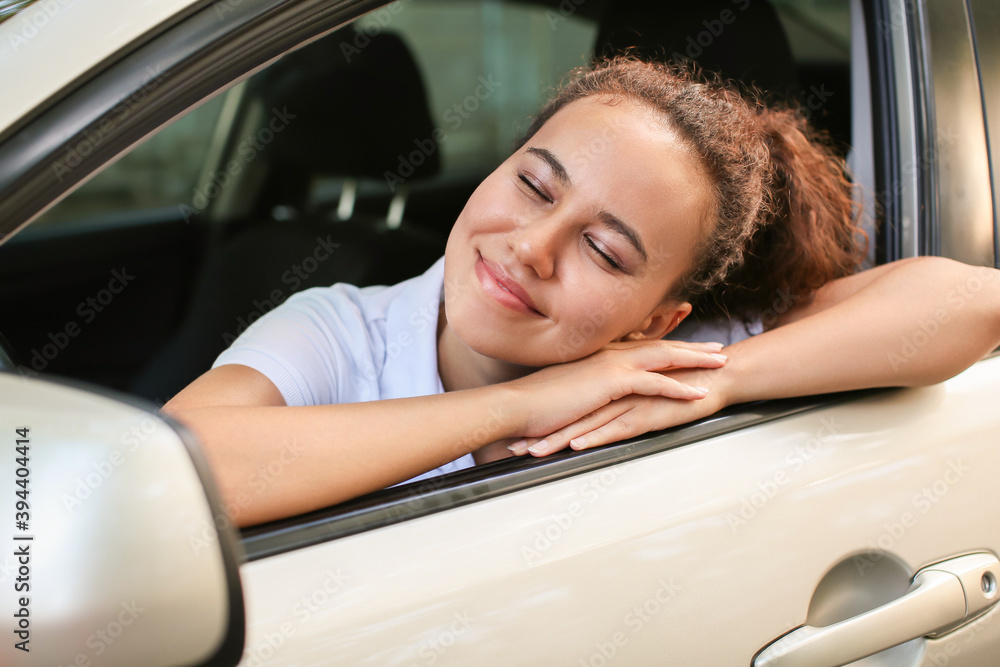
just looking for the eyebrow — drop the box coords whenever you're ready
[598,211,648,263]
[526,145,649,263]
[527,147,572,187]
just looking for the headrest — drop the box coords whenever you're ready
[594,0,800,101]
[260,27,441,183]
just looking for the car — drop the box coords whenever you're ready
[1,0,999,664]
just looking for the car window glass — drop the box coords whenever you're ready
[6,0,871,535]
[30,95,227,226]
[356,0,597,174]
[968,0,1000,268]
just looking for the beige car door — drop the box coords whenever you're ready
[238,354,1000,666]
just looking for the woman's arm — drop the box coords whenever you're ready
[514,257,1000,456]
[163,342,725,525]
[726,256,1000,401]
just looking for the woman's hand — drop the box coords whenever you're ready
[508,363,731,457]
[503,340,728,446]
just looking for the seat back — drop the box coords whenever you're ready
[131,27,447,402]
[594,0,800,102]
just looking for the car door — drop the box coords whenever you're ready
[1,0,998,665]
[234,0,1000,665]
[238,369,1000,665]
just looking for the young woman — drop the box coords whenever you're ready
[163,57,1000,527]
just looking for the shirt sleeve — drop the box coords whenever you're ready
[211,286,382,407]
[664,315,762,345]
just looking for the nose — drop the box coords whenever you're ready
[507,215,563,280]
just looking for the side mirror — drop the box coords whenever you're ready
[0,372,244,666]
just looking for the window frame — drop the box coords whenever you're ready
[0,0,389,242]
[0,0,904,561]
[968,0,1000,269]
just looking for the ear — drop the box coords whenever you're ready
[622,301,693,341]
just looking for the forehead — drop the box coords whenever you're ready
[527,97,713,269]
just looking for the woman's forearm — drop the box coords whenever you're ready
[721,257,1000,405]
[165,343,725,524]
[167,385,521,526]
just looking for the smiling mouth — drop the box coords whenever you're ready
[475,254,544,317]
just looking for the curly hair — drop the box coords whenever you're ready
[516,56,867,321]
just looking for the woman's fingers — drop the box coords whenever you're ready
[605,340,724,353]
[563,412,645,452]
[507,437,539,456]
[622,368,711,400]
[540,402,634,455]
[506,339,725,443]
[512,386,722,457]
[619,340,727,372]
[513,401,638,456]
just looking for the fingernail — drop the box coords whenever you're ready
[693,386,710,394]
[507,439,529,455]
[527,440,549,456]
[711,353,727,362]
[708,342,724,350]
[570,437,587,450]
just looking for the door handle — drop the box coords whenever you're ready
[754,553,1000,667]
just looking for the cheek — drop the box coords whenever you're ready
[452,176,520,236]
[556,281,645,344]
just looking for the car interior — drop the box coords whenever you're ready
[0,0,866,532]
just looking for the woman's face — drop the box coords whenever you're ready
[443,96,714,367]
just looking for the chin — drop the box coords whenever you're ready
[445,307,553,370]
[451,305,605,370]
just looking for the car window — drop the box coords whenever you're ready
[5,0,866,531]
[30,95,227,226]
[920,0,994,267]
[4,0,860,397]
[968,0,1000,269]
[355,0,598,175]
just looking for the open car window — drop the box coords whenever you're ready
[1,0,864,544]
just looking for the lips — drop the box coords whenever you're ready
[475,253,544,317]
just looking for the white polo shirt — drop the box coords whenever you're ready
[212,256,476,484]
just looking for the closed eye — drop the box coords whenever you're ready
[585,235,623,271]
[518,172,552,203]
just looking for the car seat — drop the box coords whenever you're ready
[130,28,447,403]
